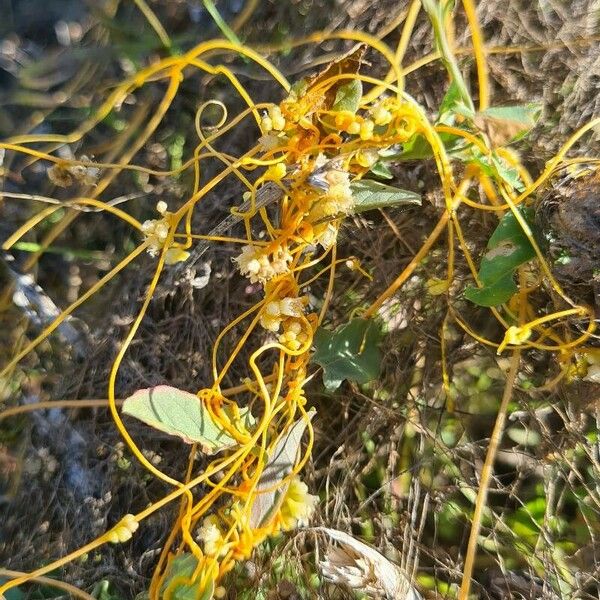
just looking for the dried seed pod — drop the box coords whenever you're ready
[47,162,73,187]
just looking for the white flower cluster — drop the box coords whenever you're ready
[141,201,170,257]
[314,223,339,249]
[278,320,309,352]
[259,297,305,331]
[306,157,355,248]
[259,296,308,351]
[141,219,169,257]
[309,168,354,222]
[279,477,318,530]
[234,244,292,284]
[197,514,226,557]
[141,201,189,264]
[260,104,286,133]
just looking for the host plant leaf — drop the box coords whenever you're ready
[368,160,394,180]
[160,553,214,600]
[331,79,363,114]
[122,385,254,454]
[249,410,315,528]
[350,180,421,213]
[464,208,536,307]
[312,318,382,391]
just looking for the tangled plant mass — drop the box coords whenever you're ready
[1,0,600,598]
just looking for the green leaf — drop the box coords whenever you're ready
[350,180,421,212]
[289,78,309,99]
[392,127,466,160]
[395,133,434,160]
[493,155,524,190]
[469,103,542,147]
[368,161,394,180]
[122,385,255,454]
[331,79,362,113]
[464,208,536,307]
[506,425,542,446]
[465,148,524,191]
[438,80,465,119]
[507,497,546,545]
[160,554,214,600]
[249,410,315,528]
[0,579,24,600]
[464,273,517,308]
[312,318,382,391]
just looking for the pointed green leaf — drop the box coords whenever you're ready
[160,554,214,600]
[492,154,524,190]
[350,180,421,212]
[368,161,394,180]
[438,80,464,118]
[331,79,362,113]
[464,209,536,307]
[464,273,517,306]
[312,318,382,391]
[465,148,524,191]
[391,127,466,160]
[395,133,434,160]
[122,385,254,454]
[249,410,315,528]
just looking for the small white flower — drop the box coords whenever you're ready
[279,477,318,530]
[314,223,339,249]
[259,297,305,333]
[309,167,354,223]
[279,297,305,317]
[141,204,189,264]
[235,244,293,284]
[197,515,224,556]
[278,319,308,351]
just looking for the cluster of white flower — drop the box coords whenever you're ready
[370,101,393,126]
[141,201,189,264]
[259,297,305,331]
[279,477,318,530]
[309,164,354,224]
[305,156,355,248]
[260,104,286,133]
[278,320,309,352]
[234,244,293,284]
[259,296,309,351]
[257,132,284,152]
[314,223,339,249]
[257,104,288,152]
[197,514,226,557]
[141,220,169,257]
